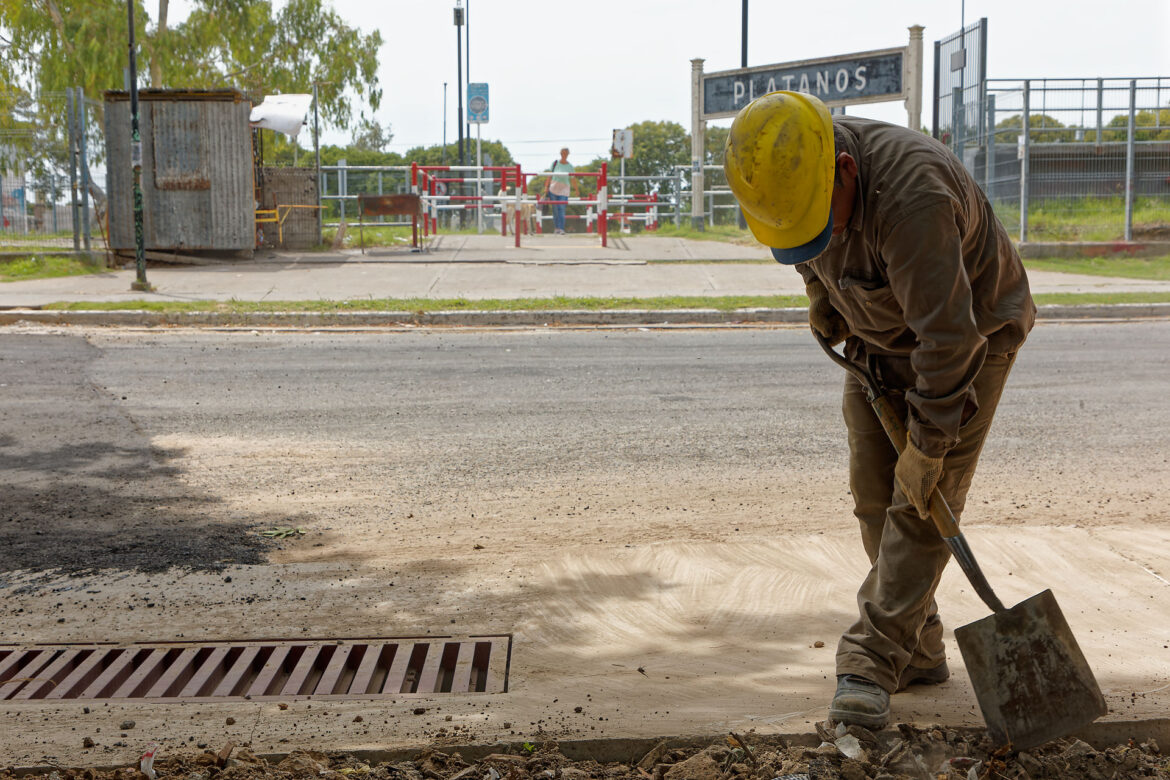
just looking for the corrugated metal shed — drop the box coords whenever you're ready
[104,89,254,251]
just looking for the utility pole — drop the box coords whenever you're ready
[313,82,321,243]
[442,82,448,165]
[464,0,471,169]
[454,2,464,168]
[127,0,151,291]
[737,0,749,230]
[741,0,748,68]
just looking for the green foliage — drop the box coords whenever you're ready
[38,290,1170,313]
[350,118,393,152]
[1101,108,1170,142]
[0,253,106,282]
[45,293,814,313]
[1,0,382,132]
[994,196,1170,242]
[993,105,1170,144]
[608,120,690,195]
[1024,254,1170,281]
[993,113,1077,143]
[404,140,515,169]
[705,125,730,166]
[652,222,760,246]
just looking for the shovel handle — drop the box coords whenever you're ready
[812,331,1006,612]
[868,395,961,539]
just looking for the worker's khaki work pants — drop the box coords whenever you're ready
[835,352,1017,693]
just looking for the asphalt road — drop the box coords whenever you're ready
[2,320,1167,575]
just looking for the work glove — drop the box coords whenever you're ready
[895,439,945,520]
[806,279,850,347]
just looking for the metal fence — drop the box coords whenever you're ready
[944,77,1170,242]
[0,89,105,253]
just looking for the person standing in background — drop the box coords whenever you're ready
[545,148,574,234]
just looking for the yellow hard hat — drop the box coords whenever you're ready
[724,91,836,264]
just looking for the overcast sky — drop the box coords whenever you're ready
[167,0,1170,171]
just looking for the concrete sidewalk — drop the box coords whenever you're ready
[2,233,1169,310]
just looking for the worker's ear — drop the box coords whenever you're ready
[835,152,858,184]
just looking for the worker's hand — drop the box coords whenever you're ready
[806,279,850,346]
[895,439,945,519]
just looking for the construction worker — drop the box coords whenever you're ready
[724,92,1036,729]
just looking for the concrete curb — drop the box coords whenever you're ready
[0,303,1168,329]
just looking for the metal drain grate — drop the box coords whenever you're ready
[0,636,510,701]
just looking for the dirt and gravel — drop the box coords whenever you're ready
[3,729,1167,780]
[2,325,1168,772]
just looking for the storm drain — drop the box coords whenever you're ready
[0,636,511,701]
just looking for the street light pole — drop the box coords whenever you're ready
[464,0,470,168]
[126,0,151,291]
[741,0,748,68]
[313,81,321,243]
[454,2,464,169]
[442,82,448,165]
[737,0,749,230]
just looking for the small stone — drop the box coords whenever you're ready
[663,749,722,780]
[574,706,583,713]
[1063,739,1096,759]
[120,720,136,730]
[413,707,426,715]
[225,717,236,726]
[278,703,289,710]
[82,737,95,748]
[839,760,867,780]
[353,716,363,723]
[814,640,825,648]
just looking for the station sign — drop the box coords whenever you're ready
[701,47,905,119]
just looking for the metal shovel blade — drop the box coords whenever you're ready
[954,588,1107,750]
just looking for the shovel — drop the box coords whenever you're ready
[812,331,1106,749]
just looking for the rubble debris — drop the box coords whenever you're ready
[4,726,1170,780]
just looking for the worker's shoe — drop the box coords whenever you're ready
[896,660,951,692]
[829,674,890,730]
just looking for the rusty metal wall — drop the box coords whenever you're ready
[258,167,319,249]
[105,91,253,251]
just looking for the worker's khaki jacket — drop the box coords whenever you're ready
[799,117,1036,458]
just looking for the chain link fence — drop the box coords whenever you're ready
[944,77,1170,243]
[1,89,106,254]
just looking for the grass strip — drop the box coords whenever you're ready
[0,254,106,282]
[43,295,809,313]
[38,290,1170,313]
[1023,254,1170,280]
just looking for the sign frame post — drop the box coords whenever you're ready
[690,58,706,231]
[467,82,489,234]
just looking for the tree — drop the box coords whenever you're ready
[403,140,515,168]
[0,0,382,131]
[170,0,381,130]
[611,120,691,195]
[1102,108,1170,142]
[993,114,1077,144]
[350,118,393,152]
[704,125,730,166]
